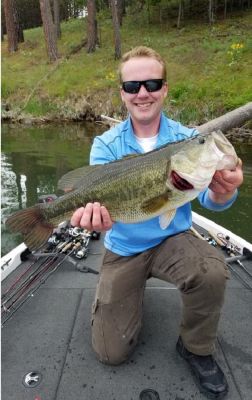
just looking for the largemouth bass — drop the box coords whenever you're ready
[6,131,238,250]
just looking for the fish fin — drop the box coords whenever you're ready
[141,192,170,214]
[57,156,138,193]
[6,206,54,250]
[57,165,101,192]
[159,210,176,230]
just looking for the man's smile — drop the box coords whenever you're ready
[135,102,153,108]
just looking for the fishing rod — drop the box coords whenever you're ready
[1,226,101,326]
[190,226,252,290]
[2,231,86,306]
[207,231,252,290]
[2,249,75,325]
[1,239,61,302]
[1,247,62,324]
[2,251,60,312]
[1,252,58,309]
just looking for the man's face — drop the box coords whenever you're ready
[120,57,168,127]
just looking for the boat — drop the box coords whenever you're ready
[1,211,252,400]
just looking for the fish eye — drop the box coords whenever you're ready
[198,136,205,144]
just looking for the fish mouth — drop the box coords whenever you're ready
[171,171,194,191]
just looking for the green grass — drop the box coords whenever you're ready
[23,99,58,116]
[2,11,252,124]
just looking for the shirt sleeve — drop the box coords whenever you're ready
[198,188,238,211]
[90,136,117,165]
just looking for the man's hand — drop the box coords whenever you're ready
[208,158,243,203]
[70,202,113,232]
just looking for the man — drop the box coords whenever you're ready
[71,46,243,399]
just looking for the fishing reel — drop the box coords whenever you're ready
[48,233,61,246]
[45,225,101,260]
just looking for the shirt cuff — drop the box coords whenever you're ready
[199,188,238,211]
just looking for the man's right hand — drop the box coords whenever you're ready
[70,202,113,232]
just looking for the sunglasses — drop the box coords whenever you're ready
[122,79,165,94]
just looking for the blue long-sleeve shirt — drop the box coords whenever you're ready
[90,113,237,256]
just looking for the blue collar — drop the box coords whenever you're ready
[122,112,171,153]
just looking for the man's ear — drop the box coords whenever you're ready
[120,87,126,102]
[163,82,168,98]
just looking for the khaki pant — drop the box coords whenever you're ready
[91,231,229,365]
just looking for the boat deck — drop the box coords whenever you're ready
[2,231,252,400]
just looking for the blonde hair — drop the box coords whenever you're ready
[119,46,167,82]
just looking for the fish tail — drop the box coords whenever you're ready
[6,206,54,250]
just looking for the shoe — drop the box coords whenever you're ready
[176,336,228,399]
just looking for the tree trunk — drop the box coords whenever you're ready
[102,103,252,134]
[15,3,24,43]
[224,0,227,18]
[198,102,252,134]
[209,0,214,24]
[3,0,19,52]
[177,0,183,28]
[53,0,61,38]
[117,0,124,26]
[101,103,252,134]
[39,0,59,62]
[1,17,5,41]
[110,0,121,59]
[86,0,97,53]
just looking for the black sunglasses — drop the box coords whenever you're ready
[122,79,165,94]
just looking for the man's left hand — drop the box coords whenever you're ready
[208,158,243,203]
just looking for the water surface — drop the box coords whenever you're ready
[1,123,252,256]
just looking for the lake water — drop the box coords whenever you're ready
[1,122,252,256]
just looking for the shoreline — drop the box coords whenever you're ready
[2,109,252,145]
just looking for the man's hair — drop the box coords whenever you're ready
[119,46,167,82]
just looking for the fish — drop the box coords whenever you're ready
[6,130,238,250]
